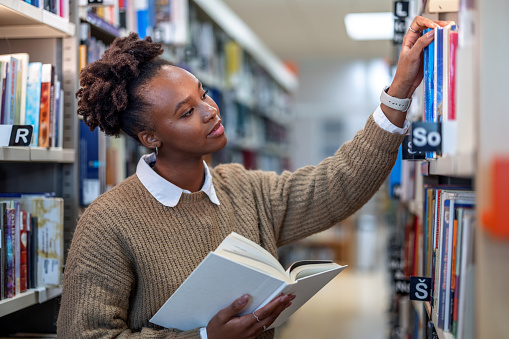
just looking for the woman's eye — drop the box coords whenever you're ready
[202,90,209,100]
[182,108,193,118]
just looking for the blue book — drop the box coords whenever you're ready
[423,28,434,123]
[26,62,43,146]
[434,27,444,123]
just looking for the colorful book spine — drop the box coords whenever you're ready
[438,198,451,329]
[5,206,15,298]
[448,27,458,121]
[26,62,43,146]
[14,200,20,295]
[434,27,444,122]
[1,56,18,125]
[0,202,6,300]
[38,64,52,147]
[20,210,28,293]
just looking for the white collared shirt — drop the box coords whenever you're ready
[136,153,220,207]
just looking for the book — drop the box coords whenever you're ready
[10,53,29,125]
[150,232,347,331]
[26,62,43,146]
[448,27,458,121]
[20,210,28,293]
[5,204,15,298]
[0,202,6,300]
[38,64,53,148]
[0,56,18,125]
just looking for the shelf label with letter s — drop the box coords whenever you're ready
[409,276,432,301]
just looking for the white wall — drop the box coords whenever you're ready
[289,58,392,169]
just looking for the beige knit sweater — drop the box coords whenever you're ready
[57,115,405,338]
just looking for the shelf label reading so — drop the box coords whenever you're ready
[411,121,442,152]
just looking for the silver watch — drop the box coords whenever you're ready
[380,86,412,112]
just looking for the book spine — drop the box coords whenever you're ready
[434,27,444,123]
[14,201,21,295]
[20,210,28,293]
[449,29,458,121]
[0,203,5,300]
[29,215,38,288]
[5,207,15,298]
[26,62,43,147]
[437,199,450,329]
[38,64,52,148]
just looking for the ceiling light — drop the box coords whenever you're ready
[344,12,394,41]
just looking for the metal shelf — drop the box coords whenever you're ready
[0,147,75,163]
[0,0,75,38]
[0,287,62,318]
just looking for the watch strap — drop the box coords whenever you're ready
[380,86,412,112]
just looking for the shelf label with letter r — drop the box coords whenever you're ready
[0,125,34,146]
[409,276,432,301]
[411,121,442,152]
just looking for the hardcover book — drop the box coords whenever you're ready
[38,64,53,148]
[150,232,347,331]
[26,62,43,146]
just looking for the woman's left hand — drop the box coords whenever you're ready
[389,16,455,99]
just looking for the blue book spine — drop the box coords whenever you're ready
[435,27,444,123]
[423,28,434,158]
[423,28,434,122]
[438,199,451,329]
[25,62,43,146]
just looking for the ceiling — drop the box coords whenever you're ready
[221,0,396,61]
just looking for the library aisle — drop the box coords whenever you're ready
[276,222,392,339]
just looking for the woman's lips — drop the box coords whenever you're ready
[208,122,224,137]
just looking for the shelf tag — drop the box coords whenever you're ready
[0,125,33,146]
[402,135,426,160]
[411,121,442,152]
[409,276,432,301]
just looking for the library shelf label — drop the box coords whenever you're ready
[0,125,33,146]
[402,135,426,160]
[411,121,442,152]
[410,276,432,301]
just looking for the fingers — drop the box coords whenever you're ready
[250,294,295,331]
[215,294,250,323]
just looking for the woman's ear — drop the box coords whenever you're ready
[138,131,160,150]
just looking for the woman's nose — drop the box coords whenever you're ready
[201,103,217,122]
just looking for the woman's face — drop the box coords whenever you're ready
[143,65,227,159]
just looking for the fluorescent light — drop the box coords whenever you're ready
[344,12,394,41]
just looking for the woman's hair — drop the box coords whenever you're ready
[76,32,172,142]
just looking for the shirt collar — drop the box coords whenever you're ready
[136,153,220,207]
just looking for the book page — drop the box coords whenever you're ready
[215,232,285,276]
[288,262,344,282]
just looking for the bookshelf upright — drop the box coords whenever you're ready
[0,0,79,334]
[391,0,509,338]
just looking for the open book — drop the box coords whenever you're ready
[150,232,347,331]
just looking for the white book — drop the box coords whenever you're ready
[150,232,347,331]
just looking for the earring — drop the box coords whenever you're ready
[155,146,158,156]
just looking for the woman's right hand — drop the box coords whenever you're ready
[206,294,295,339]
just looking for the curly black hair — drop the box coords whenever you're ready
[76,32,172,142]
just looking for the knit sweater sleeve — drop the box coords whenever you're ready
[257,114,405,247]
[56,206,201,339]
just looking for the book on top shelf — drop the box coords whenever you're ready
[0,55,18,125]
[150,232,347,331]
[26,62,43,146]
[38,64,53,148]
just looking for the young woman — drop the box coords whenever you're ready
[57,16,449,339]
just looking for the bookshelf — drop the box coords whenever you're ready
[391,0,509,338]
[0,0,79,334]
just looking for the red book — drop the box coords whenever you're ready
[20,210,28,293]
[448,30,458,121]
[38,64,53,147]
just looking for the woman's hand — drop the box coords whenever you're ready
[206,294,295,339]
[390,16,455,99]
[382,16,455,127]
